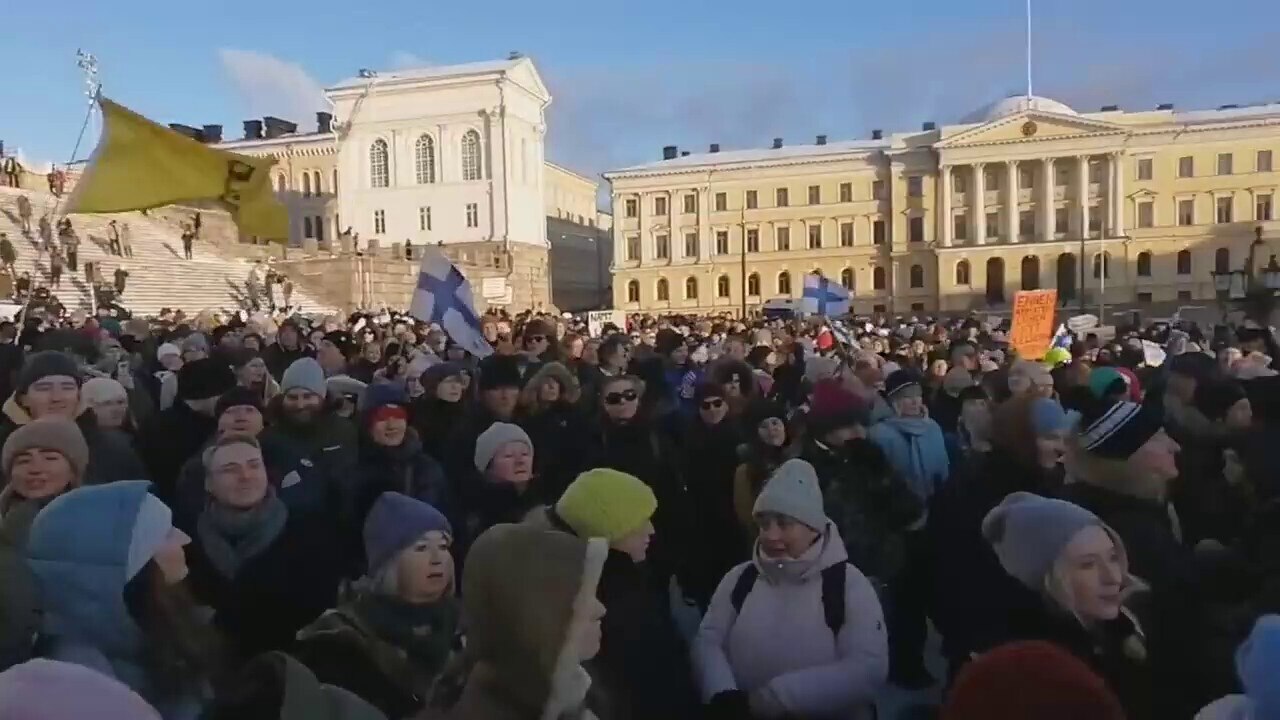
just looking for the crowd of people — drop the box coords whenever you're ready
[0,303,1277,720]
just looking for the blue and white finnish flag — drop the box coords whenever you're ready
[409,247,494,359]
[801,273,851,317]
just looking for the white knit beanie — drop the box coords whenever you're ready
[753,459,827,532]
[473,422,532,472]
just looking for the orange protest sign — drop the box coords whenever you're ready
[1010,289,1059,360]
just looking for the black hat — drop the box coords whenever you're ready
[1194,379,1248,421]
[655,328,684,356]
[323,330,354,355]
[745,398,786,428]
[16,351,81,396]
[693,381,725,402]
[1077,397,1164,459]
[1167,352,1217,382]
[216,387,263,418]
[884,368,923,400]
[477,354,523,391]
[178,358,236,401]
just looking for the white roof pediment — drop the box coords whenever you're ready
[936,111,1124,149]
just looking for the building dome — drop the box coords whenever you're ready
[961,94,1077,124]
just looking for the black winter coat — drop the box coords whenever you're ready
[410,396,466,465]
[357,430,452,534]
[263,342,313,381]
[681,416,746,608]
[519,402,589,502]
[138,403,217,499]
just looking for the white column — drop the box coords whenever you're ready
[1078,155,1090,239]
[697,187,712,263]
[939,165,952,247]
[1006,160,1019,242]
[1041,158,1056,242]
[1113,152,1125,236]
[973,163,987,244]
[639,193,654,264]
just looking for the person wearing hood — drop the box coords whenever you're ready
[201,652,386,720]
[263,321,314,381]
[517,362,587,502]
[732,399,793,541]
[682,381,748,609]
[430,522,608,720]
[982,492,1156,717]
[412,362,469,465]
[81,376,135,434]
[0,658,166,720]
[1,351,146,487]
[456,423,540,564]
[928,395,1072,674]
[1196,614,1280,720]
[443,354,522,503]
[349,341,384,385]
[692,459,888,720]
[355,384,451,544]
[528,468,699,720]
[261,357,359,476]
[295,493,459,719]
[184,434,343,662]
[25,482,221,720]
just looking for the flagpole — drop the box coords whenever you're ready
[1025,0,1034,98]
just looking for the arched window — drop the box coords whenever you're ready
[986,257,1005,303]
[685,277,699,299]
[313,171,323,194]
[1215,247,1231,273]
[1137,251,1152,277]
[656,278,670,301]
[1177,250,1192,275]
[840,268,854,290]
[1093,251,1112,279]
[955,260,971,285]
[369,139,389,188]
[301,172,312,197]
[1057,253,1077,300]
[717,275,730,298]
[626,280,640,303]
[1021,255,1040,290]
[747,273,761,296]
[873,266,886,291]
[275,173,287,193]
[461,130,482,181]
[777,272,792,295]
[303,216,313,238]
[415,134,436,184]
[909,264,924,288]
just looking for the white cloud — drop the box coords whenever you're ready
[217,48,329,124]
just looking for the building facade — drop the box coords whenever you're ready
[604,96,1280,315]
[546,162,611,310]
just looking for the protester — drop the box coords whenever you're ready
[941,641,1127,720]
[412,362,468,464]
[456,422,538,560]
[516,362,586,501]
[138,357,236,499]
[355,383,451,535]
[0,659,164,720]
[81,376,132,432]
[682,381,748,608]
[199,652,384,720]
[262,357,358,474]
[731,399,792,539]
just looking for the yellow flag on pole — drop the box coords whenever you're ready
[64,97,289,241]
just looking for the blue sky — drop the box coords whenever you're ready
[4,0,1280,199]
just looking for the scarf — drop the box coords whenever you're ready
[754,527,828,585]
[353,592,459,678]
[196,491,288,579]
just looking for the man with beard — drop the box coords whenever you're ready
[263,321,313,380]
[137,357,236,501]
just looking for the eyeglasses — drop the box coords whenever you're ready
[604,389,639,405]
[700,398,725,410]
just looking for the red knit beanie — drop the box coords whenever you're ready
[943,641,1127,720]
[806,378,867,435]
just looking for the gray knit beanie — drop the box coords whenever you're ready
[752,458,827,532]
[982,491,1105,589]
[473,422,532,472]
[281,357,326,396]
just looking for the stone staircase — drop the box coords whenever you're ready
[0,187,335,316]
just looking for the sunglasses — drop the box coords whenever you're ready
[528,335,546,342]
[700,398,725,410]
[604,389,639,405]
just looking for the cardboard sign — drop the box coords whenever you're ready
[1010,289,1059,359]
[587,310,627,337]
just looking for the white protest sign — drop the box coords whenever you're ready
[1067,314,1099,332]
[1142,340,1167,367]
[587,310,627,337]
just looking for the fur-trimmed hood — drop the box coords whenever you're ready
[520,363,582,411]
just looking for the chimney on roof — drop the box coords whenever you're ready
[1219,104,1240,110]
[508,51,523,60]
[922,121,937,131]
[201,124,223,143]
[243,120,263,140]
[1157,103,1175,110]
[871,129,883,140]
[662,145,678,160]
[1100,104,1119,112]
[168,124,203,142]
[816,135,828,146]
[709,143,720,153]
[262,116,298,139]
[316,111,333,134]
[772,138,783,149]
[680,151,690,157]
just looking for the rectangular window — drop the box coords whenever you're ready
[1178,198,1195,226]
[776,226,790,251]
[1258,150,1273,173]
[1178,290,1193,301]
[715,230,729,255]
[776,188,789,207]
[373,209,386,234]
[1217,196,1234,223]
[953,214,968,241]
[1055,207,1068,234]
[746,228,760,253]
[1178,156,1194,178]
[1056,165,1070,185]
[684,232,698,257]
[873,220,887,245]
[1020,166,1036,189]
[746,190,758,209]
[909,216,924,243]
[625,236,640,261]
[840,182,853,203]
[986,212,1000,238]
[714,192,727,212]
[1258,194,1274,221]
[873,304,887,313]
[840,222,854,247]
[1137,292,1153,303]
[911,302,926,312]
[1218,153,1234,175]
[1089,205,1101,233]
[654,196,668,216]
[907,176,923,197]
[1019,210,1035,236]
[808,224,822,249]
[465,203,479,228]
[419,206,432,231]
[655,234,670,259]
[808,185,821,205]
[1138,201,1154,228]
[624,198,638,218]
[872,180,887,199]
[1137,158,1153,181]
[683,194,697,214]
[953,174,967,194]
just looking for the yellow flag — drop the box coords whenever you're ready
[65,97,289,241]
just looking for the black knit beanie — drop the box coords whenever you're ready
[16,351,81,397]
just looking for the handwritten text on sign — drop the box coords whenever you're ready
[1010,289,1059,360]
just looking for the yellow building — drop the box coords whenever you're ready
[604,95,1280,315]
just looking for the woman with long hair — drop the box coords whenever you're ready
[517,362,586,502]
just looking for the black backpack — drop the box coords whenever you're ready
[728,561,848,637]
